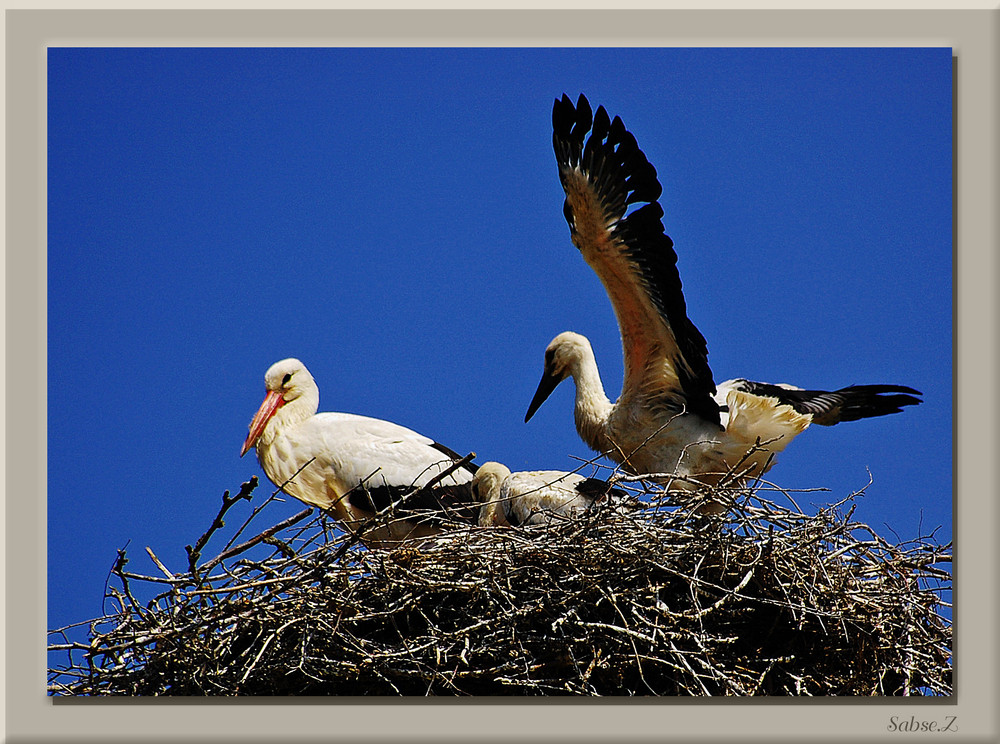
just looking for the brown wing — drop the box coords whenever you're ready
[553,94,719,423]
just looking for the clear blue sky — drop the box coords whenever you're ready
[47,47,952,645]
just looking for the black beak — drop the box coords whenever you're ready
[524,367,563,422]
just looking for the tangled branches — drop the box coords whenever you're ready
[48,472,951,696]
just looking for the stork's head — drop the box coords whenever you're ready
[240,358,318,457]
[524,331,594,422]
[472,461,513,527]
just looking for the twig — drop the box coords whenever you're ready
[200,508,315,572]
[144,547,175,581]
[186,476,259,575]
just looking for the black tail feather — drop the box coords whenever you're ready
[824,384,923,424]
[734,380,922,426]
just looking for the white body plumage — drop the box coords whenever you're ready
[242,358,477,547]
[473,461,624,527]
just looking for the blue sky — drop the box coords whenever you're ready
[47,47,952,646]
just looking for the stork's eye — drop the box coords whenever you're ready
[282,373,293,386]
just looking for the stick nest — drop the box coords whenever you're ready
[48,471,951,696]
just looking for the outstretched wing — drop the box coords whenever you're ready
[552,94,719,423]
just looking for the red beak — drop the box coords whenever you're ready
[240,390,284,457]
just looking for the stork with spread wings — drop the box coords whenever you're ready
[525,94,921,498]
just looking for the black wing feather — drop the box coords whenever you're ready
[553,94,719,424]
[346,442,480,526]
[574,477,630,502]
[348,481,479,527]
[429,441,479,476]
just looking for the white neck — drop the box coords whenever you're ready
[568,345,614,453]
[474,462,512,527]
[260,384,319,448]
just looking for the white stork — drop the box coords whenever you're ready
[524,94,922,496]
[241,358,479,547]
[473,461,628,528]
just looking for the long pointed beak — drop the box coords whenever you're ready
[524,368,562,423]
[240,390,284,457]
